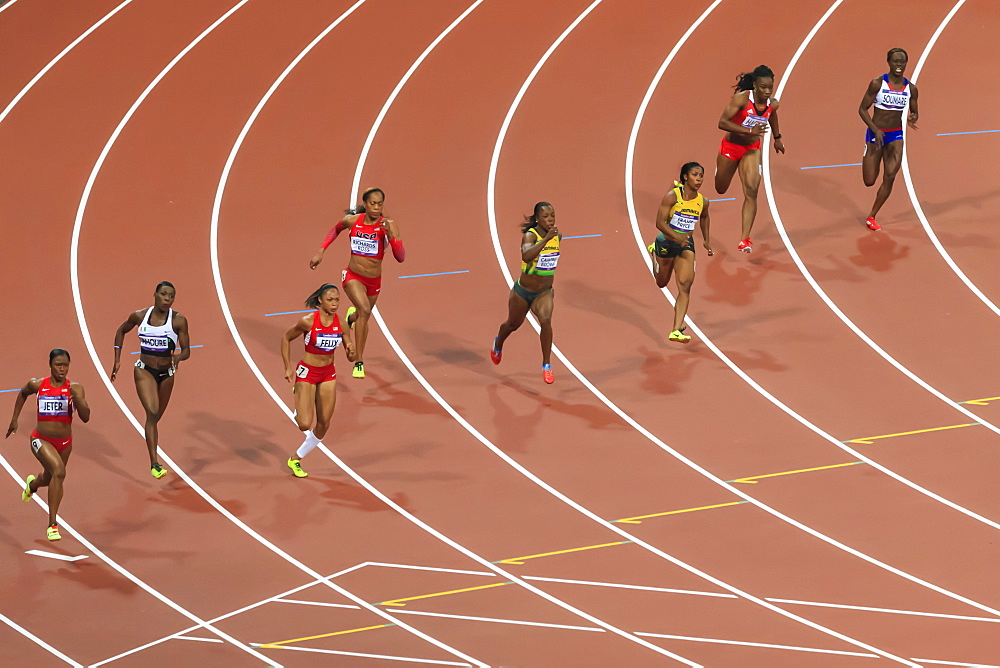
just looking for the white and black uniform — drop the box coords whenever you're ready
[136,307,179,383]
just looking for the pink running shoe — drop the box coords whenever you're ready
[542,365,554,384]
[490,339,502,365]
[737,238,753,253]
[865,217,881,231]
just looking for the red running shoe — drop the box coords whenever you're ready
[737,238,752,253]
[490,339,501,365]
[865,217,881,231]
[542,365,554,384]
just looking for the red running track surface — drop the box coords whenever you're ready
[2,0,999,665]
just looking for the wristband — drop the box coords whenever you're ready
[773,134,782,139]
[114,346,122,349]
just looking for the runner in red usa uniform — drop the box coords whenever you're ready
[280,283,355,478]
[309,187,405,380]
[6,349,91,541]
[715,65,785,253]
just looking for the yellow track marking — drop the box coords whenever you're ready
[614,501,747,524]
[260,623,394,647]
[846,422,979,445]
[379,581,512,606]
[730,461,863,484]
[496,541,631,565]
[962,396,1000,406]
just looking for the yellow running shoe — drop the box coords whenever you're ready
[352,361,365,379]
[668,329,691,344]
[346,306,357,329]
[150,463,168,479]
[287,457,308,478]
[22,475,35,502]
[47,524,61,541]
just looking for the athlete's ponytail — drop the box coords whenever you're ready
[305,283,339,309]
[521,201,553,232]
[49,348,71,363]
[678,162,703,185]
[344,186,385,215]
[733,65,774,92]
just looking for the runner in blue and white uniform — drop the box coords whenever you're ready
[858,47,919,230]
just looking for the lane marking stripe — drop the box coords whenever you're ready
[799,162,862,169]
[24,550,87,562]
[614,501,747,523]
[495,541,631,565]
[389,608,604,632]
[250,644,473,666]
[261,624,394,647]
[380,582,512,607]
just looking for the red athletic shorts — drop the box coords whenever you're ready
[719,136,761,162]
[30,429,72,453]
[294,360,336,384]
[342,268,381,297]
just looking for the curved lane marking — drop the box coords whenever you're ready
[899,2,998,315]
[0,610,80,667]
[625,0,1000,627]
[477,0,916,664]
[210,0,698,663]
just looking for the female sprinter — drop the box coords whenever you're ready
[6,349,91,541]
[716,65,785,253]
[110,281,190,479]
[647,162,714,343]
[281,283,355,478]
[309,187,404,380]
[858,47,919,230]
[490,202,561,384]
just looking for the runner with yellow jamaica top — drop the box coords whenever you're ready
[647,162,714,344]
[491,201,561,384]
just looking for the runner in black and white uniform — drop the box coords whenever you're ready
[110,281,191,479]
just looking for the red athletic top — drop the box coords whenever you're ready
[303,311,343,356]
[348,214,387,260]
[37,377,73,424]
[729,91,772,131]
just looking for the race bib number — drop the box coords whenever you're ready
[38,397,69,416]
[313,332,342,351]
[350,236,379,256]
[295,364,309,379]
[669,212,697,233]
[741,113,768,128]
[536,252,560,271]
[139,334,169,351]
[31,438,43,454]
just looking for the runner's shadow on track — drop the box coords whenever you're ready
[849,233,910,271]
[53,560,136,594]
[637,345,703,395]
[74,422,133,482]
[489,381,626,438]
[557,278,663,344]
[771,164,868,219]
[919,188,1000,218]
[702,254,767,306]
[357,370,446,417]
[185,411,282,469]
[234,315,285,356]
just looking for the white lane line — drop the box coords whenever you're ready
[0,0,21,15]
[389,609,603,633]
[621,0,1000,625]
[24,550,88,562]
[250,644,473,666]
[522,575,737,599]
[760,2,1000,523]
[273,599,361,610]
[1,454,257,664]
[912,660,999,668]
[171,635,224,644]
[481,0,913,664]
[362,561,497,578]
[634,631,878,659]
[90,562,368,667]
[64,2,432,666]
[768,598,1000,624]
[0,0,134,127]
[203,3,487,667]
[0,611,81,667]
[211,1,694,663]
[900,3,997,315]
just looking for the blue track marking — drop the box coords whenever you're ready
[561,234,602,239]
[707,197,736,202]
[398,270,470,279]
[264,309,312,317]
[129,344,204,355]
[936,129,1000,136]
[800,162,862,170]
[1,388,19,393]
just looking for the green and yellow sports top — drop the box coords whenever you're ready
[521,227,561,276]
[665,182,704,235]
